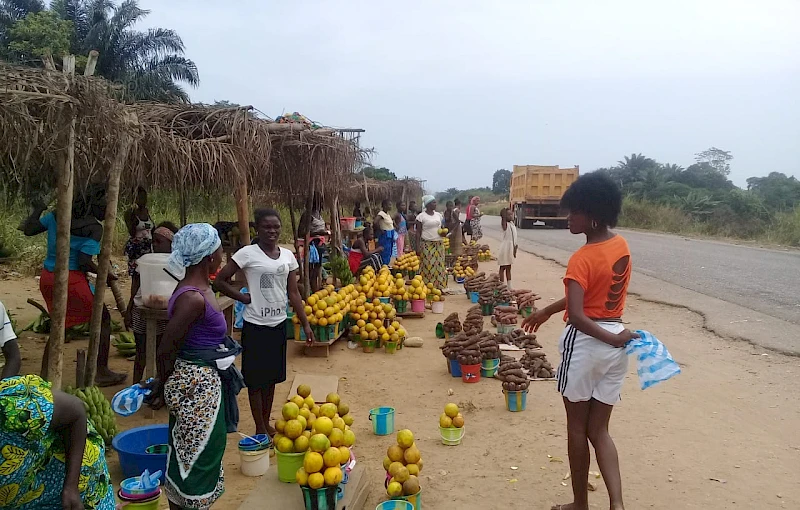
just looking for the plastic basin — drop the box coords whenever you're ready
[112,424,168,481]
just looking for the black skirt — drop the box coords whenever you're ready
[241,320,288,389]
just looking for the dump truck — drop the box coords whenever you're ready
[510,165,579,229]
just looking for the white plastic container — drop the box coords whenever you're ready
[431,301,444,314]
[137,253,182,309]
[239,448,270,477]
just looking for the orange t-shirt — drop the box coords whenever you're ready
[563,235,631,322]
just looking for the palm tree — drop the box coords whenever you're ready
[11,0,198,102]
[0,0,44,58]
[77,0,198,102]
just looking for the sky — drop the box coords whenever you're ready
[137,0,800,191]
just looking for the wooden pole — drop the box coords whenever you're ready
[45,107,76,386]
[83,50,99,77]
[302,194,312,299]
[236,178,251,247]
[85,112,136,387]
[179,187,187,226]
[329,194,342,258]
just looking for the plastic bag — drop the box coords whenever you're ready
[234,287,249,329]
[625,330,681,390]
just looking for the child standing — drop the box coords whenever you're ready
[522,173,637,510]
[497,208,518,289]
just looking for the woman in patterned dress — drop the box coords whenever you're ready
[415,196,447,289]
[468,196,483,242]
[144,224,237,510]
[0,374,115,509]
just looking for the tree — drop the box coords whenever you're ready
[695,147,733,176]
[7,11,72,64]
[360,166,397,181]
[746,172,800,211]
[0,0,44,58]
[492,169,512,195]
[674,162,734,191]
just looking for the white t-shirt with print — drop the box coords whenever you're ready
[0,301,17,347]
[232,245,299,327]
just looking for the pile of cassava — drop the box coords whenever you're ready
[441,333,482,366]
[520,348,556,379]
[462,305,484,335]
[496,328,542,350]
[511,289,540,312]
[496,358,530,392]
[464,272,486,294]
[494,304,518,326]
[442,313,462,335]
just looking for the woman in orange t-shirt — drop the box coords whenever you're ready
[522,173,637,510]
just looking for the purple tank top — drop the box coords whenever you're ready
[168,285,228,349]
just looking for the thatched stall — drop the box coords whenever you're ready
[342,176,425,213]
[0,59,139,388]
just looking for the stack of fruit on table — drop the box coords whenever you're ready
[520,348,557,379]
[383,429,423,501]
[425,283,444,304]
[452,257,476,282]
[274,387,356,492]
[357,266,396,300]
[496,359,531,392]
[348,300,405,348]
[64,385,117,445]
[477,245,493,261]
[512,289,540,317]
[294,285,358,342]
[393,252,420,277]
[442,313,462,337]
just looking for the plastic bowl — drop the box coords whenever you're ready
[238,434,271,451]
[112,424,168,481]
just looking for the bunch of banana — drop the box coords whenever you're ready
[112,332,137,357]
[63,385,118,445]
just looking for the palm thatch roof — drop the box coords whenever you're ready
[0,63,366,202]
[342,176,425,206]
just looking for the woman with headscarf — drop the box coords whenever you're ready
[123,186,155,277]
[144,223,241,510]
[415,196,447,289]
[468,196,483,242]
[0,374,116,509]
[19,185,126,387]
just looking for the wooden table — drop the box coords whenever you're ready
[138,295,235,418]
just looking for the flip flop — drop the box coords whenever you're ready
[96,372,128,387]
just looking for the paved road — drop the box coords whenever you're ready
[478,215,800,326]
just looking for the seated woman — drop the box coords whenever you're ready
[0,375,116,509]
[348,231,383,276]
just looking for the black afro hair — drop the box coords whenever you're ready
[560,172,623,228]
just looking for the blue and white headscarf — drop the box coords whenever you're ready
[167,223,221,275]
[422,195,435,208]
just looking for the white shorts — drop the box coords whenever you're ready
[557,322,628,405]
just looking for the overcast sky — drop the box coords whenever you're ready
[138,0,799,191]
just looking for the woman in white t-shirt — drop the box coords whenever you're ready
[415,195,447,289]
[216,208,315,437]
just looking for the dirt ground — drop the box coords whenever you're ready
[1,238,799,509]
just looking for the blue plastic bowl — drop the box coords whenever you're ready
[112,424,168,481]
[238,434,271,451]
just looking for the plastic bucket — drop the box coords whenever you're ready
[455,277,465,284]
[481,304,494,316]
[394,300,408,313]
[385,341,398,354]
[301,485,338,510]
[379,297,391,304]
[369,407,395,435]
[431,301,444,314]
[239,448,270,477]
[439,426,466,446]
[275,451,305,483]
[469,292,479,303]
[496,324,516,334]
[448,359,462,377]
[355,219,363,228]
[504,389,529,412]
[363,339,377,353]
[340,217,357,231]
[112,424,168,482]
[520,306,533,317]
[393,489,422,510]
[376,501,414,510]
[116,490,161,509]
[410,299,425,313]
[480,358,500,378]
[460,364,481,383]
